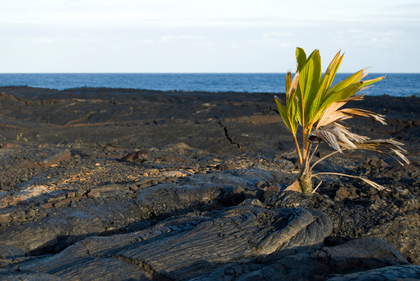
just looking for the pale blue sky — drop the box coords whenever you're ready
[0,0,418,73]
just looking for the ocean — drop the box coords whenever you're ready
[0,73,419,97]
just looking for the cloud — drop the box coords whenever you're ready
[158,35,205,43]
[277,42,293,48]
[33,37,53,44]
[262,32,292,37]
[370,30,406,45]
[259,32,293,48]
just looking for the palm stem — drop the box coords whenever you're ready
[293,133,303,166]
[307,141,320,167]
[301,121,315,165]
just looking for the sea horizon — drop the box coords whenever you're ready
[1,71,419,74]
[0,73,419,97]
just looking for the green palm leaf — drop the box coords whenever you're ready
[298,50,322,127]
[296,47,307,72]
[274,96,292,133]
[309,51,344,125]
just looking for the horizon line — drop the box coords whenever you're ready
[1,72,419,74]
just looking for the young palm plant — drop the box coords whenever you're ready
[275,47,409,193]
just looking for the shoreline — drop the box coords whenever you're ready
[1,71,419,96]
[2,84,419,96]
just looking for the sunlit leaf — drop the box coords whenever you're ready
[299,50,322,126]
[275,96,293,133]
[309,51,344,124]
[296,47,307,72]
[328,68,367,94]
[320,82,363,110]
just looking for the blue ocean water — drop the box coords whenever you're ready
[0,73,419,97]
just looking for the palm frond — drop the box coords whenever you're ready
[340,108,386,125]
[359,177,388,191]
[315,101,348,128]
[310,129,343,152]
[314,172,389,191]
[328,67,369,94]
[310,125,409,166]
[333,123,370,143]
[310,124,370,152]
[316,95,386,129]
[355,139,410,165]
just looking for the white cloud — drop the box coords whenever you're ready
[262,32,292,37]
[158,35,205,43]
[370,30,407,46]
[277,42,293,48]
[33,37,53,44]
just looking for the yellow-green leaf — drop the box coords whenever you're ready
[275,96,293,133]
[296,47,307,72]
[328,68,367,94]
[286,89,299,133]
[321,82,363,109]
[309,51,344,125]
[298,49,322,126]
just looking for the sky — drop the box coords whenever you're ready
[0,0,419,73]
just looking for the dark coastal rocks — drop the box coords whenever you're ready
[315,237,408,270]
[0,147,71,193]
[0,182,223,255]
[1,206,333,280]
[33,149,71,168]
[0,87,419,280]
[265,187,420,265]
[0,273,62,281]
[1,216,412,280]
[0,163,281,256]
[326,265,420,281]
[233,239,412,281]
[120,150,148,163]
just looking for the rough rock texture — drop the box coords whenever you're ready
[0,87,419,280]
[3,206,331,280]
[327,265,420,281]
